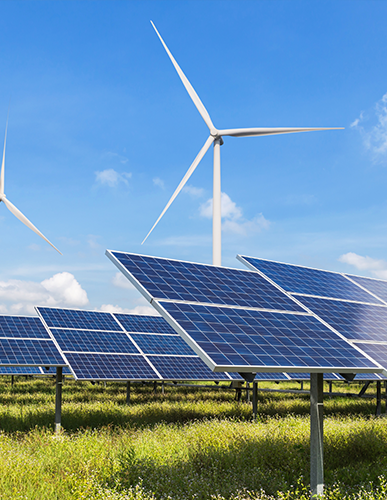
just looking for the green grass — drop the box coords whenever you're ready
[0,376,386,499]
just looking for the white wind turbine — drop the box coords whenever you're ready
[0,116,62,254]
[142,22,343,265]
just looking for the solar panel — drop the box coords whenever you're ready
[37,307,234,381]
[346,274,387,305]
[106,251,380,376]
[160,300,376,372]
[237,255,387,377]
[38,307,122,331]
[238,256,383,304]
[107,251,304,312]
[0,366,42,375]
[0,315,66,367]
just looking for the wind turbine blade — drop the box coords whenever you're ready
[2,197,62,254]
[150,21,216,132]
[219,127,344,138]
[0,112,9,196]
[142,135,215,244]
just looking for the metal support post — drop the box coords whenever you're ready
[153,381,157,393]
[385,381,387,415]
[328,381,332,395]
[162,381,165,395]
[310,373,324,498]
[252,381,258,420]
[126,381,131,404]
[376,381,382,416]
[11,375,14,387]
[300,381,304,390]
[358,381,371,397]
[246,382,250,403]
[55,367,63,433]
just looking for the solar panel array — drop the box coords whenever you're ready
[238,255,387,378]
[107,250,380,376]
[37,307,235,381]
[0,315,66,368]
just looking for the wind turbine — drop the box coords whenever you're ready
[142,21,343,266]
[0,116,62,254]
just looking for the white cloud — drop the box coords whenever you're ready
[183,185,205,198]
[0,272,89,315]
[339,252,387,279]
[352,94,387,162]
[153,177,165,189]
[112,272,134,289]
[95,168,132,187]
[99,303,160,316]
[199,192,270,236]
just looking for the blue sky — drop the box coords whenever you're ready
[1,0,387,315]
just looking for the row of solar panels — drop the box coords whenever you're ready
[2,250,387,383]
[0,308,383,382]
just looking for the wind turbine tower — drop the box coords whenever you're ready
[142,22,343,266]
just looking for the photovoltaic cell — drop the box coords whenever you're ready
[296,296,387,342]
[64,352,159,380]
[50,329,140,354]
[108,251,304,312]
[160,301,377,371]
[238,256,383,304]
[38,307,122,331]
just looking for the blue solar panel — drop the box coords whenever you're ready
[0,316,50,339]
[253,372,288,380]
[238,256,383,304]
[130,333,194,355]
[64,352,159,380]
[114,313,176,334]
[38,307,122,331]
[148,356,230,380]
[352,343,387,371]
[296,296,387,342]
[0,338,66,366]
[346,274,387,305]
[0,366,42,375]
[160,301,378,371]
[107,251,304,312]
[50,329,140,354]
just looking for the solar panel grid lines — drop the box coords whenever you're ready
[106,250,305,312]
[111,315,164,379]
[37,307,123,331]
[35,309,74,375]
[157,300,380,373]
[345,273,387,305]
[0,315,51,339]
[295,296,387,343]
[237,255,385,305]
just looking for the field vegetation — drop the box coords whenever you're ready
[0,376,386,499]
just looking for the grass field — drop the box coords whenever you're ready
[0,376,387,499]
